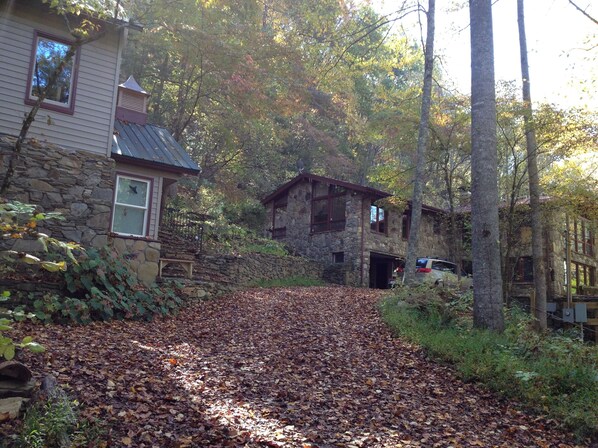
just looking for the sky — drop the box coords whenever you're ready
[373,0,597,110]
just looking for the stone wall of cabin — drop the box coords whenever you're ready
[264,178,450,287]
[264,179,362,286]
[111,237,161,287]
[362,202,449,282]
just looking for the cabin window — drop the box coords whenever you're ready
[513,256,534,283]
[311,181,346,233]
[570,218,594,257]
[26,32,79,113]
[112,175,151,237]
[370,202,387,234]
[332,252,345,263]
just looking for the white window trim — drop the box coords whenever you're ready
[29,34,77,109]
[111,175,151,238]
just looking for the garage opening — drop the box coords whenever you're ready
[369,253,402,289]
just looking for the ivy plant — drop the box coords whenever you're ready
[0,201,78,360]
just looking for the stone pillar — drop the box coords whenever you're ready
[110,237,161,286]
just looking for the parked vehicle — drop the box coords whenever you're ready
[389,258,472,289]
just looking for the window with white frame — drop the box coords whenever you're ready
[112,175,151,237]
[27,32,78,111]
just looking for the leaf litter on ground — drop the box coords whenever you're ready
[1,287,589,447]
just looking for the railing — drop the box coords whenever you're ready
[160,207,204,256]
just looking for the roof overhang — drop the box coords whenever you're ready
[261,173,391,205]
[262,172,447,215]
[112,153,200,176]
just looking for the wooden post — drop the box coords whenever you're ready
[565,214,572,308]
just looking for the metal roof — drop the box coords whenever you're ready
[112,120,200,175]
[261,172,391,205]
[262,172,446,214]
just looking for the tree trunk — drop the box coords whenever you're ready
[517,0,547,329]
[262,0,270,32]
[469,0,504,331]
[403,0,435,285]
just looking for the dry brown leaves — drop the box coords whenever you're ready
[1,287,588,447]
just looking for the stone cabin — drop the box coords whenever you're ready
[505,199,597,301]
[0,0,200,285]
[262,173,449,288]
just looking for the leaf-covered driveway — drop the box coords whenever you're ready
[13,287,582,447]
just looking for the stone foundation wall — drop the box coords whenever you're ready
[0,136,165,286]
[111,237,161,287]
[0,136,114,249]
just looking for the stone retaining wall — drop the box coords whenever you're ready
[169,253,329,299]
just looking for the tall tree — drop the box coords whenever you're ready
[469,0,504,331]
[403,0,436,285]
[517,0,547,329]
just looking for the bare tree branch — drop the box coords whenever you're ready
[568,0,598,25]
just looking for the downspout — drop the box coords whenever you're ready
[360,195,366,286]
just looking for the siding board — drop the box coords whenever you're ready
[0,4,120,155]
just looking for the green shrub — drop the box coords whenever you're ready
[16,389,104,448]
[25,248,186,324]
[0,200,77,360]
[222,199,266,232]
[203,221,289,256]
[380,292,598,439]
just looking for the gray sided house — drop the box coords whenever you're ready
[0,0,200,285]
[262,173,449,288]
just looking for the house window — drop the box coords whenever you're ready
[513,256,534,283]
[272,195,287,239]
[564,260,596,294]
[332,252,344,263]
[370,202,387,234]
[311,182,346,233]
[112,175,151,237]
[570,218,594,256]
[27,32,79,113]
[401,213,410,240]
